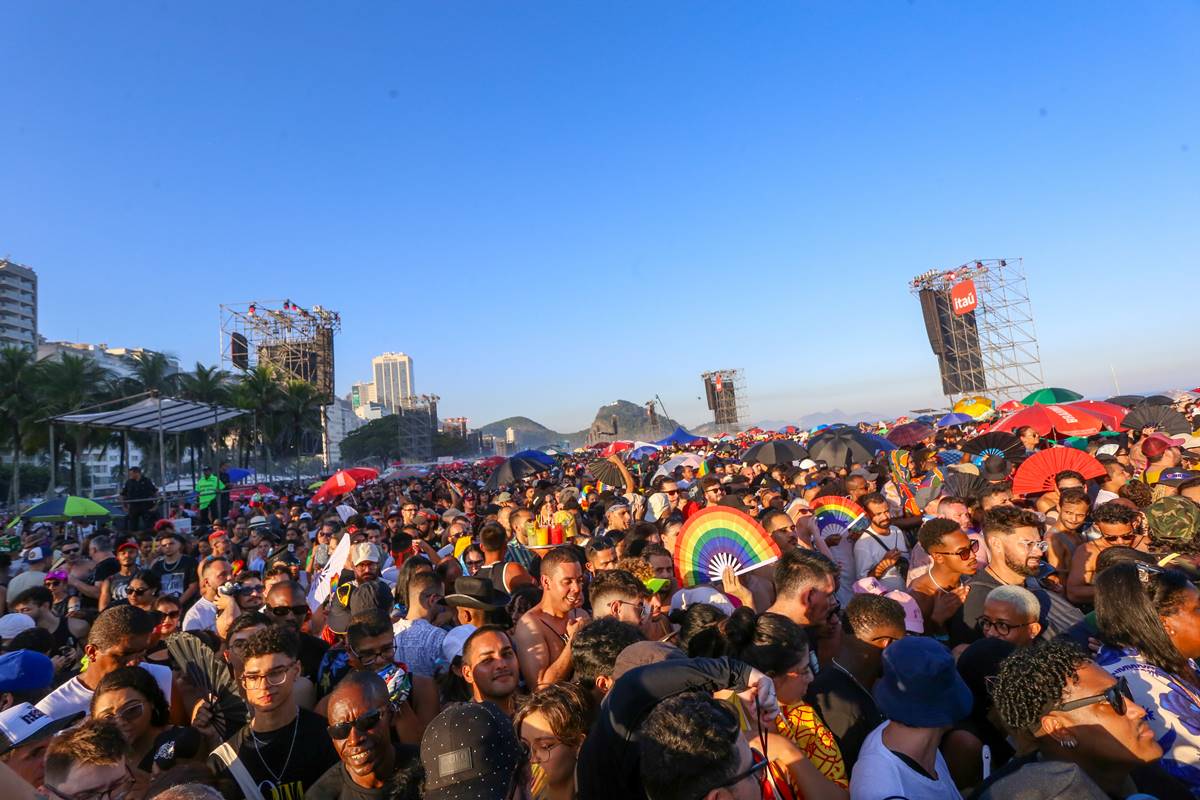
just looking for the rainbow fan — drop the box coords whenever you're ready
[673,506,782,588]
[811,496,870,540]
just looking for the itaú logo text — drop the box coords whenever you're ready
[951,280,978,316]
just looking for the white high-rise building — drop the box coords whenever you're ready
[371,352,414,414]
[0,259,37,350]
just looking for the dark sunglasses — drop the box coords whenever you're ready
[327,709,385,740]
[268,604,309,618]
[128,587,154,597]
[932,540,980,560]
[1053,676,1133,716]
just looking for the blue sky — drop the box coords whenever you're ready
[3,2,1197,431]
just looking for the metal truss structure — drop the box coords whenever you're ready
[701,369,747,432]
[910,258,1044,404]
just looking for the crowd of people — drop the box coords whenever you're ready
[0,393,1199,800]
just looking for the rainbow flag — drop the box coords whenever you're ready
[697,459,711,477]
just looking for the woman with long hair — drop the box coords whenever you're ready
[90,666,190,772]
[1095,561,1200,793]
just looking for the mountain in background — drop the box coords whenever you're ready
[478,416,562,449]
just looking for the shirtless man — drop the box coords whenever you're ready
[1066,501,1145,606]
[907,519,978,639]
[1046,488,1090,582]
[512,547,589,690]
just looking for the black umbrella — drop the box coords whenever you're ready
[1139,394,1176,407]
[1122,405,1191,436]
[961,431,1026,465]
[944,470,991,501]
[587,459,626,487]
[1106,395,1146,408]
[741,440,810,466]
[807,429,889,468]
[485,455,548,491]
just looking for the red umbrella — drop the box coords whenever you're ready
[1011,447,1106,496]
[600,441,633,457]
[990,404,1104,437]
[887,422,935,448]
[311,469,375,503]
[1063,400,1129,431]
[997,400,1023,413]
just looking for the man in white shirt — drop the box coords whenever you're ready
[35,605,172,721]
[853,493,910,592]
[181,556,232,633]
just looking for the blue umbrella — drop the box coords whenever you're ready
[937,412,975,427]
[862,433,898,453]
[513,449,555,467]
[916,415,939,425]
[227,467,255,483]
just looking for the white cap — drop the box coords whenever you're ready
[351,542,382,566]
[669,587,735,615]
[440,624,477,666]
[0,614,34,642]
[799,459,818,470]
[0,704,83,755]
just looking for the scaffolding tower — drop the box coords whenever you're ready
[219,300,342,466]
[909,258,1044,404]
[395,395,439,463]
[701,369,747,432]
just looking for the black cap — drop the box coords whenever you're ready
[421,702,523,800]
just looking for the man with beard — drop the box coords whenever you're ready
[461,626,520,717]
[307,671,413,800]
[513,547,589,690]
[962,506,1082,641]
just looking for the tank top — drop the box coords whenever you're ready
[475,562,512,595]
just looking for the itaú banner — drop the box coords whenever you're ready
[950,279,978,316]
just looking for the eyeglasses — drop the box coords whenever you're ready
[977,616,1034,636]
[712,745,768,797]
[241,661,296,687]
[349,642,395,664]
[617,600,648,618]
[1017,539,1049,553]
[44,764,134,800]
[932,540,980,560]
[97,700,145,724]
[327,708,385,740]
[268,604,309,618]
[1053,676,1133,716]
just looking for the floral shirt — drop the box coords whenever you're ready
[776,700,849,788]
[1097,645,1200,795]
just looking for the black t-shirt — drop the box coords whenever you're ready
[151,555,198,600]
[806,662,884,771]
[217,709,338,800]
[306,746,419,800]
[298,633,330,683]
[91,557,120,584]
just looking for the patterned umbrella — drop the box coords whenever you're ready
[990,404,1104,437]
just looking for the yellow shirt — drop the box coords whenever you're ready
[776,700,849,788]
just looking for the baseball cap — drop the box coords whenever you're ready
[0,705,84,756]
[0,614,36,642]
[1142,434,1185,461]
[440,624,477,666]
[421,702,523,800]
[668,587,735,615]
[0,651,54,694]
[23,547,45,563]
[798,459,817,470]
[116,541,139,553]
[850,467,879,482]
[351,543,382,566]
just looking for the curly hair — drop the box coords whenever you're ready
[1119,480,1154,509]
[990,639,1090,733]
[92,666,170,726]
[1092,502,1139,527]
[614,557,655,585]
[514,681,595,749]
[44,719,130,786]
[639,693,741,800]
[571,617,644,689]
[917,518,963,553]
[238,624,299,662]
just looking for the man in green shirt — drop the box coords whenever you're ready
[196,465,225,528]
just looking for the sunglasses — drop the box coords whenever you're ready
[1101,533,1137,543]
[158,609,181,619]
[97,701,145,724]
[1053,676,1133,716]
[932,540,980,560]
[268,604,309,618]
[128,587,154,597]
[327,709,385,740]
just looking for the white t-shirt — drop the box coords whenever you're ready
[36,663,173,721]
[182,597,218,632]
[850,722,962,800]
[854,526,910,592]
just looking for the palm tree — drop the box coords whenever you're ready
[0,346,42,506]
[277,380,323,481]
[231,365,282,476]
[178,362,231,469]
[121,350,179,398]
[37,353,115,495]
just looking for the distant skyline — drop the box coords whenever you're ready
[3,3,1197,432]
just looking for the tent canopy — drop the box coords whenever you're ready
[51,396,247,434]
[655,426,706,446]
